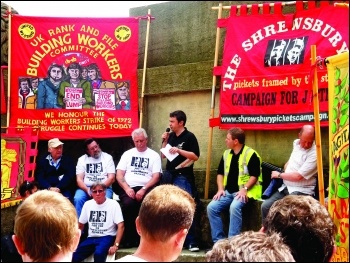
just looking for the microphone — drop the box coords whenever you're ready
[162,128,170,144]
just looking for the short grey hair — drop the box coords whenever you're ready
[131,128,148,140]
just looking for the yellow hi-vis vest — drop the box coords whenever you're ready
[223,146,263,200]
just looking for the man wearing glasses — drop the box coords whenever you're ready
[116,128,161,248]
[72,183,124,262]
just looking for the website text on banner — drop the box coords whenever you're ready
[219,2,348,130]
[10,16,139,139]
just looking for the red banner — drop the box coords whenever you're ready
[219,2,349,130]
[10,15,139,139]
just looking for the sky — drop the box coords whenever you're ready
[2,1,168,17]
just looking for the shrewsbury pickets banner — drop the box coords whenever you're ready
[10,15,139,139]
[219,1,349,130]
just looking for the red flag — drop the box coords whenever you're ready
[10,16,139,139]
[219,3,349,130]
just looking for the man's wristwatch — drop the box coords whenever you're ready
[278,173,282,178]
[114,242,119,248]
[142,186,147,190]
[243,186,248,191]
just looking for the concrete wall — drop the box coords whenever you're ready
[130,1,330,198]
[1,1,330,201]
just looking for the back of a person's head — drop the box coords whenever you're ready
[14,190,78,261]
[18,180,39,198]
[263,195,336,262]
[206,231,295,262]
[138,184,195,242]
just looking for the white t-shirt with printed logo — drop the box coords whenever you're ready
[79,198,123,237]
[76,152,115,187]
[116,148,162,188]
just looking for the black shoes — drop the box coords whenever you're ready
[188,243,200,252]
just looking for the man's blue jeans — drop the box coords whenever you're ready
[74,188,113,218]
[173,175,197,246]
[72,235,115,262]
[207,190,246,243]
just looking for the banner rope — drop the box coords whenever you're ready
[135,14,155,22]
[212,1,307,10]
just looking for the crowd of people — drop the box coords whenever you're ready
[2,116,337,262]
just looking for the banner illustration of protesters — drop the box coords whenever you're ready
[30,77,39,95]
[115,81,130,110]
[58,62,93,109]
[81,66,88,80]
[87,63,117,110]
[18,77,36,109]
[37,63,66,109]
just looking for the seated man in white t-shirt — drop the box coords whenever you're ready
[261,124,317,224]
[74,138,116,218]
[72,182,124,262]
[116,128,161,248]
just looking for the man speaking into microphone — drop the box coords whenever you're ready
[161,110,201,252]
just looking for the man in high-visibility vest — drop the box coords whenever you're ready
[207,127,263,245]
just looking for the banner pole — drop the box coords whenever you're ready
[6,6,12,127]
[204,3,223,199]
[139,9,151,128]
[311,45,325,206]
[31,127,40,179]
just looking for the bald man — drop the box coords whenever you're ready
[261,125,317,223]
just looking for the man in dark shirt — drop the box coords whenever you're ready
[161,110,200,252]
[35,138,76,202]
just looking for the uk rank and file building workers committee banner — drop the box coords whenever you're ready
[218,2,348,130]
[9,15,139,139]
[327,51,349,263]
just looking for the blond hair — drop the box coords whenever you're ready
[206,231,295,262]
[138,184,195,242]
[14,190,78,261]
